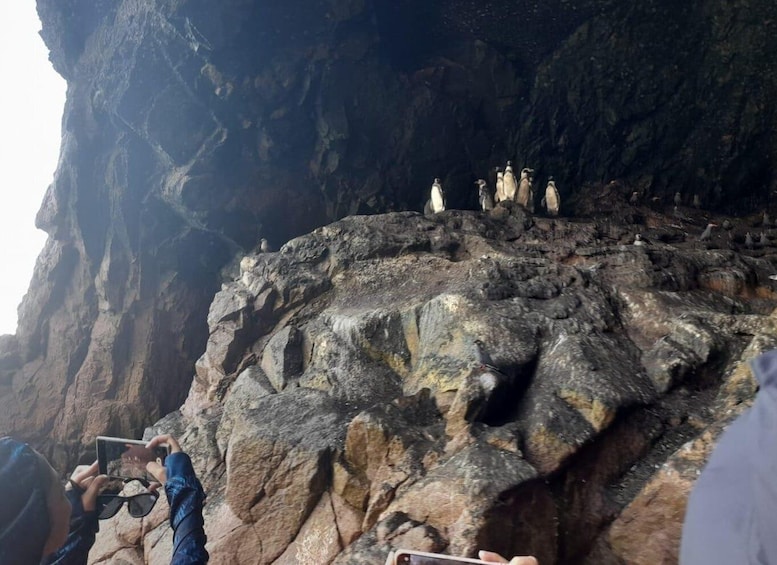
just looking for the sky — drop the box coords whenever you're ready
[0,3,66,335]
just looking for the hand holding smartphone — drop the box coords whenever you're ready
[96,436,170,484]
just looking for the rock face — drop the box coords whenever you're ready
[2,0,777,562]
[88,200,777,563]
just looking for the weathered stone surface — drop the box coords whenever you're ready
[80,205,777,563]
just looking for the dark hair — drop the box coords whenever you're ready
[0,437,51,565]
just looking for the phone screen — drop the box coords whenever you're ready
[395,551,488,565]
[96,436,168,483]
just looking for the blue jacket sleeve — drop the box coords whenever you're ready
[164,452,209,564]
[40,489,98,565]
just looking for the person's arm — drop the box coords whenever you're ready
[146,435,208,565]
[41,462,106,565]
[165,452,208,564]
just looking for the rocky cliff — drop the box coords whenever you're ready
[1,0,776,562]
[89,199,777,563]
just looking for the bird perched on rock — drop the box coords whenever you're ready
[633,233,645,246]
[760,232,769,247]
[503,161,518,201]
[430,178,445,213]
[476,179,494,211]
[495,170,505,203]
[673,206,690,222]
[629,191,640,204]
[260,238,271,253]
[699,223,716,242]
[674,192,682,207]
[763,211,772,228]
[692,194,702,209]
[542,178,560,216]
[745,232,755,249]
[517,168,533,209]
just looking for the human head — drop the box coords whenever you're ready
[0,437,71,563]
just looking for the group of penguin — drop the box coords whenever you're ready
[425,161,561,217]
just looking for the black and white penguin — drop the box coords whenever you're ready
[674,192,682,207]
[503,161,518,202]
[430,178,445,213]
[542,178,560,216]
[763,211,772,228]
[760,232,769,247]
[495,170,505,203]
[745,232,755,249]
[692,194,702,209]
[634,233,645,246]
[260,238,271,253]
[517,168,533,209]
[476,179,494,211]
[630,191,640,204]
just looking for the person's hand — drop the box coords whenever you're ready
[66,461,109,512]
[478,550,539,565]
[145,434,181,486]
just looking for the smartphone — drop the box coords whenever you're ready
[96,436,169,483]
[391,550,491,565]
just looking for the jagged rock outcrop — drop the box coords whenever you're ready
[87,201,777,563]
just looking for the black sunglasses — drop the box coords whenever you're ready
[97,490,159,520]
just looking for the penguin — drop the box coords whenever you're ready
[674,192,682,207]
[763,211,772,228]
[542,178,561,216]
[745,232,755,250]
[495,171,505,203]
[760,232,769,247]
[629,191,640,204]
[699,223,716,242]
[423,199,434,215]
[633,233,645,246]
[516,168,533,209]
[673,206,689,222]
[692,194,701,209]
[430,178,445,213]
[260,238,271,253]
[503,161,518,201]
[476,179,494,211]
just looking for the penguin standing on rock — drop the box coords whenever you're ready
[476,179,494,211]
[517,168,533,209]
[503,161,518,201]
[430,178,445,213]
[542,177,560,216]
[260,238,271,253]
[745,232,755,250]
[692,194,702,209]
[495,170,505,203]
[674,192,682,207]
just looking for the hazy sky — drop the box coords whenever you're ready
[0,3,66,335]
